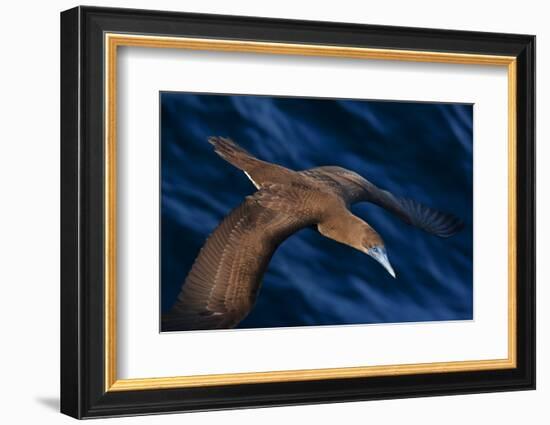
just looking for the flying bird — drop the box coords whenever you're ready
[162,137,464,331]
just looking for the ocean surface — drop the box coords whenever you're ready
[160,92,473,329]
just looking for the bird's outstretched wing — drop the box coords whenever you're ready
[162,185,312,332]
[302,166,464,238]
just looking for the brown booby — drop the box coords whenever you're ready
[162,137,464,331]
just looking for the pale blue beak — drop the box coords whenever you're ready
[367,246,396,278]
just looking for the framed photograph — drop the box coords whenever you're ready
[60,6,535,419]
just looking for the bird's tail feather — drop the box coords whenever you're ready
[208,136,262,172]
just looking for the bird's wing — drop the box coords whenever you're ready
[162,185,312,332]
[303,166,464,238]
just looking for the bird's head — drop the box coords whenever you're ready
[358,226,396,279]
[318,213,396,278]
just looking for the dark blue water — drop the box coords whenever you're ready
[160,92,473,329]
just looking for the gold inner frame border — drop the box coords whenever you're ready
[104,33,517,392]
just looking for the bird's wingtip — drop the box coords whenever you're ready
[399,198,465,238]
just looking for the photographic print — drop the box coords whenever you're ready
[160,93,473,332]
[61,8,535,417]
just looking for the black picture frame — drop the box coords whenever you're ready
[60,5,535,419]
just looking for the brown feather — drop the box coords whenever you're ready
[302,166,464,237]
[162,187,313,331]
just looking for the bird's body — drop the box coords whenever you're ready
[162,137,464,331]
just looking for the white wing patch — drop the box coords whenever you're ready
[243,171,260,189]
